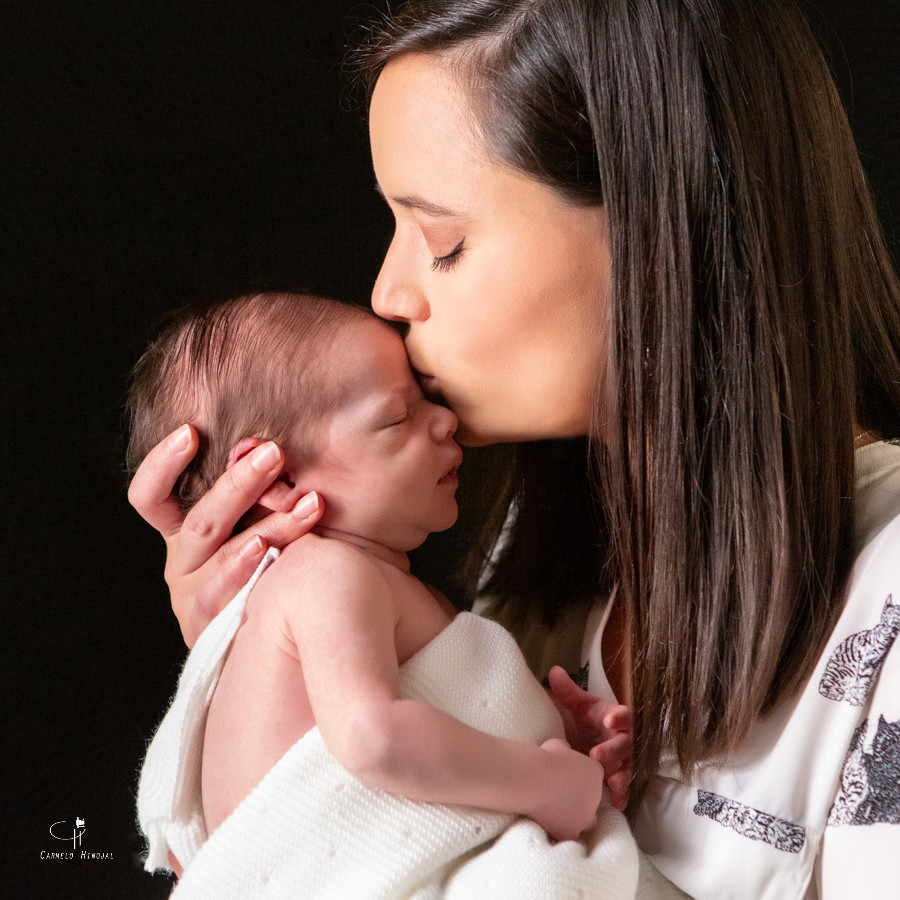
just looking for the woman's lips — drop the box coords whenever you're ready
[411,359,453,409]
[416,371,453,409]
[416,371,438,393]
[409,356,436,388]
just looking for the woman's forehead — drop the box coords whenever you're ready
[370,52,577,227]
[370,54,489,200]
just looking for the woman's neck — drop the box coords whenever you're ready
[854,426,879,450]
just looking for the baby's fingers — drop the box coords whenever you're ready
[602,704,633,734]
[606,770,632,812]
[547,665,593,714]
[589,733,632,770]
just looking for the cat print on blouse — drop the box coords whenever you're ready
[828,715,900,827]
[818,595,900,707]
[693,791,807,853]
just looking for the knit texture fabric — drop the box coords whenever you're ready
[137,550,642,898]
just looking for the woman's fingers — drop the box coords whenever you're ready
[252,491,323,546]
[173,534,269,647]
[173,494,324,647]
[129,426,326,649]
[128,424,199,537]
[174,440,286,573]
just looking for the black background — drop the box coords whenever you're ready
[3,2,897,896]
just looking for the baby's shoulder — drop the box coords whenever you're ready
[272,534,389,593]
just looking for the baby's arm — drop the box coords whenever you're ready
[279,543,605,842]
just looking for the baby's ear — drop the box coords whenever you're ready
[226,437,301,514]
[226,436,266,469]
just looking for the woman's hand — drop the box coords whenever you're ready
[548,666,633,812]
[127,425,324,647]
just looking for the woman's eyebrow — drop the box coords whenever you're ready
[374,183,465,218]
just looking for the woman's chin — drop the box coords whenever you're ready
[455,429,491,448]
[455,420,590,447]
[453,421,511,447]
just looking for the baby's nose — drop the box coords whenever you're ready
[432,404,458,440]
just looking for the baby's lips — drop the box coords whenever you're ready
[439,451,463,483]
[446,448,464,477]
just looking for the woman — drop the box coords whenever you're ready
[129,0,900,895]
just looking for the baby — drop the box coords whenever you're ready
[130,293,630,894]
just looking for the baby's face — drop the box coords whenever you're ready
[309,318,462,551]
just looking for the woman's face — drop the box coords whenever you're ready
[369,53,612,446]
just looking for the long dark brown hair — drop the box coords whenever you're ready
[354,0,900,808]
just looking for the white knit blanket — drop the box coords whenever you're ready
[137,549,652,899]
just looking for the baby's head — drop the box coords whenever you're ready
[127,292,372,513]
[127,292,461,549]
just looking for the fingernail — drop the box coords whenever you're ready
[292,491,320,520]
[240,534,266,560]
[250,441,281,472]
[169,424,192,452]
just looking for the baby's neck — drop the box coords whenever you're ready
[312,526,411,573]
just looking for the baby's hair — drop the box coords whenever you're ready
[126,292,374,512]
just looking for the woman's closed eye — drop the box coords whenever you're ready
[431,237,465,272]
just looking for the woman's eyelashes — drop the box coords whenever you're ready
[430,237,465,272]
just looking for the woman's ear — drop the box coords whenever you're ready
[226,437,304,513]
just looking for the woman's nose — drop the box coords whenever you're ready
[371,235,430,323]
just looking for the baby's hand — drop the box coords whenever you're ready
[548,666,633,811]
[531,738,605,842]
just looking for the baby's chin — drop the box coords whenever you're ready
[399,509,460,553]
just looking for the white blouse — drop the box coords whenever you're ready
[577,441,900,899]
